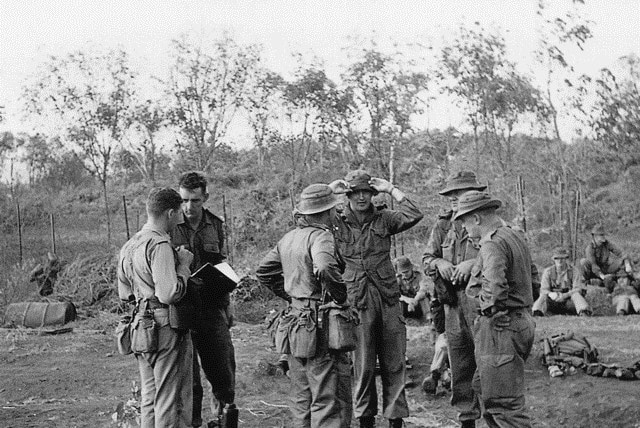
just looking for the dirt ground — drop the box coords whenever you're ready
[2,302,640,428]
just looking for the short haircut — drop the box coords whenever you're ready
[178,171,207,193]
[146,187,182,217]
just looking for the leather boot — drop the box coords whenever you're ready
[389,418,403,428]
[359,416,375,428]
[461,420,475,428]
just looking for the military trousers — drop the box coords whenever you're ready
[532,292,590,315]
[289,348,352,428]
[612,285,640,314]
[352,286,409,420]
[444,291,481,423]
[137,309,193,428]
[473,308,535,428]
[191,305,236,423]
[579,257,624,283]
[430,332,449,374]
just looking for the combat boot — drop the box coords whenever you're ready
[220,403,238,428]
[359,416,375,428]
[389,418,403,428]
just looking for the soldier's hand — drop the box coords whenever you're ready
[490,310,511,331]
[368,177,394,193]
[452,259,474,285]
[435,259,455,282]
[175,246,194,267]
[328,179,350,194]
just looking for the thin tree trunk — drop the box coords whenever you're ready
[102,178,111,247]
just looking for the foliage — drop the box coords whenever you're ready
[588,54,640,170]
[166,33,261,171]
[22,47,138,244]
[440,23,548,176]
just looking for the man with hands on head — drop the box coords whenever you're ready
[456,190,536,428]
[329,170,423,428]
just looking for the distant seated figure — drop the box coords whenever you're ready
[579,224,634,292]
[395,256,432,320]
[611,276,640,316]
[533,247,591,317]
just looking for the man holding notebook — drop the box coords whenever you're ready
[171,171,237,428]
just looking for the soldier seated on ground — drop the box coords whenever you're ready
[533,247,591,317]
[579,224,634,292]
[611,275,640,316]
[395,256,432,320]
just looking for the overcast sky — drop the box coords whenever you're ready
[1,0,639,139]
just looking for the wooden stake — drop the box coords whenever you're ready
[122,195,130,240]
[50,213,56,254]
[572,187,581,262]
[16,199,22,267]
[222,193,231,261]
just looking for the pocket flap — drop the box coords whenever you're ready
[483,354,515,368]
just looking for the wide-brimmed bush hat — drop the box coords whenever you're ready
[552,247,570,259]
[297,184,338,215]
[396,256,413,271]
[453,190,502,221]
[345,170,378,195]
[439,171,487,196]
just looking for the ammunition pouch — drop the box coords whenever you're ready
[115,313,133,355]
[326,306,359,352]
[289,305,317,358]
[131,311,158,354]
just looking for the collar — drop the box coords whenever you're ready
[177,209,213,229]
[296,216,331,231]
[342,203,376,225]
[479,218,505,245]
[141,223,170,239]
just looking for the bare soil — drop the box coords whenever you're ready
[2,304,640,428]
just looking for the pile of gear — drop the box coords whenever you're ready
[541,331,599,377]
[541,330,640,381]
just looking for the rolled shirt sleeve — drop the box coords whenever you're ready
[478,241,510,311]
[386,197,424,236]
[151,243,187,305]
[312,232,347,304]
[256,247,289,302]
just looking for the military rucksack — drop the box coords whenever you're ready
[541,330,599,368]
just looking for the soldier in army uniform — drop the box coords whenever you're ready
[170,172,236,428]
[532,247,591,317]
[118,188,194,428]
[330,170,423,428]
[456,190,536,428]
[257,183,352,428]
[421,171,486,428]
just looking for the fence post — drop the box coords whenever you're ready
[50,213,56,254]
[122,195,130,240]
[16,200,23,267]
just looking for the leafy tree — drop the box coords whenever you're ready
[123,100,169,184]
[535,0,592,140]
[243,67,285,167]
[343,46,429,175]
[589,54,640,170]
[440,23,546,176]
[22,48,137,245]
[166,33,261,171]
